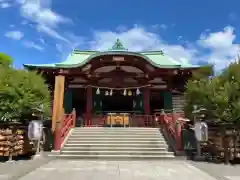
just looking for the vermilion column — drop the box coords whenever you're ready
[52,75,65,132]
[144,87,150,115]
[85,86,92,126]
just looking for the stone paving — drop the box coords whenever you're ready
[189,161,240,180]
[18,160,218,180]
[0,157,51,180]
[0,157,240,180]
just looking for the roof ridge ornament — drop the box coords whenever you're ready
[109,38,128,51]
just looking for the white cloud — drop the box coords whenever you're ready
[5,30,24,40]
[198,27,236,49]
[0,2,11,8]
[0,0,79,58]
[19,0,71,27]
[87,25,240,71]
[39,38,47,46]
[160,24,167,29]
[54,32,84,60]
[36,24,69,43]
[198,26,240,71]
[15,0,73,47]
[89,27,161,52]
[88,26,196,65]
[64,32,85,48]
[56,43,63,52]
[3,0,237,72]
[23,40,44,51]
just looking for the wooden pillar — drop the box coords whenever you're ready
[144,87,150,115]
[52,75,65,131]
[85,86,92,126]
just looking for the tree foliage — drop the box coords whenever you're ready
[0,54,50,122]
[192,65,214,80]
[185,61,240,124]
[0,53,13,68]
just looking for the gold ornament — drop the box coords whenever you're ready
[128,90,132,96]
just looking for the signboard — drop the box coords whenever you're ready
[112,56,125,62]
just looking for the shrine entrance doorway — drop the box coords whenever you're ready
[101,91,134,113]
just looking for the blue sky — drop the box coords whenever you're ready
[0,0,240,71]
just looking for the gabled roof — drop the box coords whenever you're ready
[24,39,199,69]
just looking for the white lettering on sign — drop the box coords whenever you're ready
[112,56,125,61]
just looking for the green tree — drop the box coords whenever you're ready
[218,60,240,124]
[185,60,240,125]
[192,65,214,80]
[0,55,50,122]
[184,65,214,119]
[0,53,13,68]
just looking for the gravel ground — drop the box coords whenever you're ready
[0,156,52,180]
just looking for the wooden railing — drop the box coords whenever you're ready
[53,109,76,151]
[159,110,186,153]
[60,109,76,144]
[131,115,157,127]
[82,114,158,128]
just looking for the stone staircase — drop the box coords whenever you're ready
[59,127,175,159]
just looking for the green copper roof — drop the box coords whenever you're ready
[24,39,198,69]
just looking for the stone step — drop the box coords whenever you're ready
[67,137,165,141]
[64,143,168,148]
[62,146,170,152]
[73,128,160,132]
[75,127,159,129]
[49,154,175,160]
[69,135,164,139]
[72,131,161,133]
[70,133,163,137]
[71,132,163,135]
[60,127,173,160]
[60,150,174,156]
[66,140,167,145]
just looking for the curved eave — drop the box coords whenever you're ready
[55,51,182,68]
[23,50,199,70]
[23,64,58,70]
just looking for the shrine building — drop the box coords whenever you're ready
[24,39,199,130]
